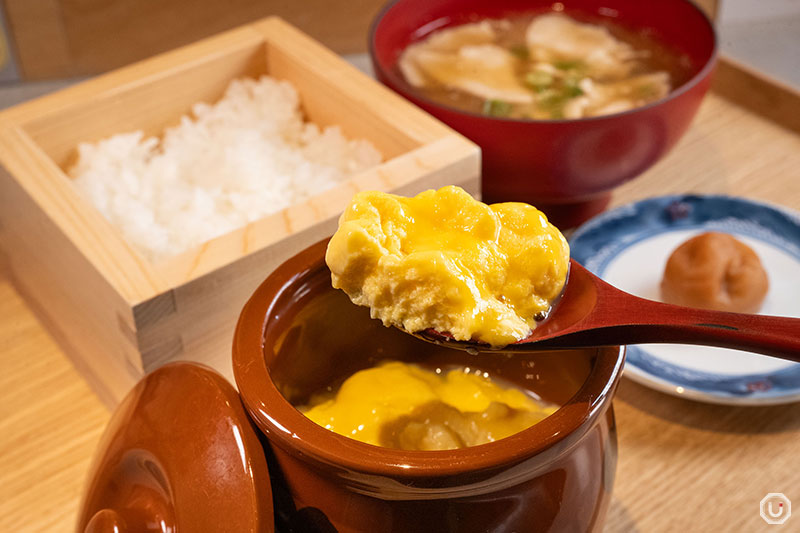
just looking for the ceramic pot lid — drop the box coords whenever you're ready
[77,362,273,532]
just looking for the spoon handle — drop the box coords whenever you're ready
[558,287,800,362]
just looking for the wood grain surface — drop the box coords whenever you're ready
[0,277,109,531]
[1,92,799,532]
[2,0,388,80]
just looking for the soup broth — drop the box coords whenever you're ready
[397,11,694,120]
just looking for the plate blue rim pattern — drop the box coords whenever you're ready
[569,194,800,405]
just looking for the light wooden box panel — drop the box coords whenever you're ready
[2,0,389,80]
[0,17,480,406]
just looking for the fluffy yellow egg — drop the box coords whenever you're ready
[325,185,569,347]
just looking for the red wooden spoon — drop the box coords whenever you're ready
[412,259,800,361]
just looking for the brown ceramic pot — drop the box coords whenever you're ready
[234,239,626,532]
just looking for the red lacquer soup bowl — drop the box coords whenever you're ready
[369,0,716,228]
[233,239,626,532]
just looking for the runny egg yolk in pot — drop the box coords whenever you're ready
[324,185,570,347]
[301,361,557,450]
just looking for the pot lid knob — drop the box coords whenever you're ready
[84,509,127,533]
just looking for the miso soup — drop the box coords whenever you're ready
[398,12,693,120]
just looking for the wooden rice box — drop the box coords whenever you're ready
[0,17,480,406]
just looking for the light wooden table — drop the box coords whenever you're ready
[2,92,799,532]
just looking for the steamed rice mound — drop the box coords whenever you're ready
[69,76,383,262]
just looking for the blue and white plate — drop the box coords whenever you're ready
[569,195,800,405]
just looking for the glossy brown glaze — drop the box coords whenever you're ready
[234,239,625,532]
[77,362,273,533]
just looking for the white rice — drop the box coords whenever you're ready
[69,76,383,262]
